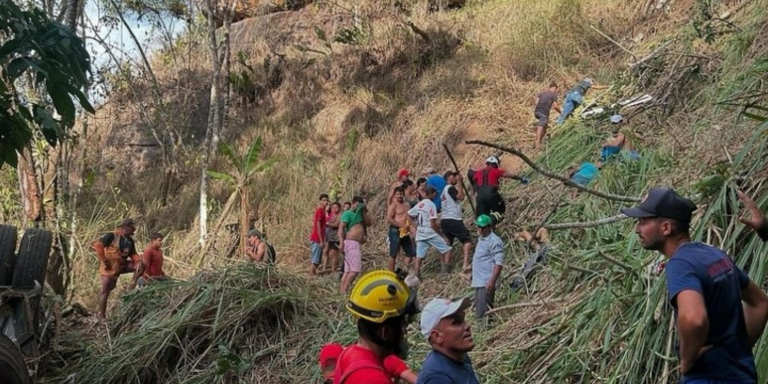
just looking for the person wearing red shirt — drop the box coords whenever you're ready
[333,270,421,384]
[309,193,329,277]
[319,342,417,384]
[469,156,525,224]
[138,232,167,286]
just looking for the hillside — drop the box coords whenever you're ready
[20,0,768,382]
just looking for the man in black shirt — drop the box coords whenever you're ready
[93,218,144,320]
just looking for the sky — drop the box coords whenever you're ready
[83,0,186,104]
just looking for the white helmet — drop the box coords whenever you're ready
[486,156,499,165]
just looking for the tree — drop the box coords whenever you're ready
[0,0,94,168]
[200,137,277,266]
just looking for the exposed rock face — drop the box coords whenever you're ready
[203,0,315,26]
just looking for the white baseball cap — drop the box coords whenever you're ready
[610,114,623,124]
[420,297,471,338]
[485,156,499,165]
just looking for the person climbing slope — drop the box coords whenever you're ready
[623,187,768,382]
[533,81,561,149]
[555,77,608,125]
[469,156,526,224]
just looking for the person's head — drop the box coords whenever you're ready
[149,232,164,249]
[347,270,413,356]
[398,168,411,182]
[343,201,351,211]
[420,298,474,357]
[475,215,493,237]
[549,81,558,90]
[247,229,262,245]
[443,171,457,185]
[416,177,427,190]
[402,179,414,194]
[352,195,364,209]
[621,188,696,255]
[485,156,500,169]
[425,185,437,199]
[423,167,436,176]
[394,186,405,203]
[118,218,136,236]
[583,77,593,86]
[318,194,329,208]
[318,343,344,380]
[331,202,341,214]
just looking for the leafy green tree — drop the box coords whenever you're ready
[200,137,278,264]
[0,0,94,167]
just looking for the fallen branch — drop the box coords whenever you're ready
[545,214,629,230]
[487,298,566,315]
[597,251,634,272]
[464,140,641,202]
[590,25,638,63]
[406,21,430,43]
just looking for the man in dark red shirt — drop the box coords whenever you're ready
[310,193,329,277]
[469,156,525,223]
[139,232,167,286]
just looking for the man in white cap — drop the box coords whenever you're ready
[469,156,526,224]
[417,297,480,384]
[555,77,607,125]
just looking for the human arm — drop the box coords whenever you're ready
[741,278,768,347]
[431,218,446,240]
[737,190,768,241]
[338,218,347,245]
[142,248,154,274]
[362,207,373,227]
[453,177,465,201]
[486,241,504,293]
[383,355,416,384]
[675,290,710,374]
[94,233,113,268]
[553,100,562,113]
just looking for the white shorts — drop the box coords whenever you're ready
[416,235,451,258]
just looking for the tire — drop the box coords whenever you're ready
[0,225,17,285]
[0,333,33,384]
[12,228,52,288]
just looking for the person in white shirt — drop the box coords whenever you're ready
[471,214,504,319]
[440,171,473,273]
[408,186,452,279]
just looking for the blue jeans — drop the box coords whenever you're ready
[310,242,322,265]
[556,91,584,124]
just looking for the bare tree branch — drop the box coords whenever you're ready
[464,140,642,202]
[546,214,629,230]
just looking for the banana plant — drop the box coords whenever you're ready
[201,137,278,265]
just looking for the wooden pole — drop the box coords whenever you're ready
[443,144,476,216]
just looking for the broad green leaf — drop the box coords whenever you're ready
[249,156,278,176]
[243,136,263,173]
[48,83,76,125]
[206,170,236,185]
[218,141,241,170]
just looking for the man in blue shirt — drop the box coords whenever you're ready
[622,187,768,383]
[418,297,480,384]
[424,167,446,212]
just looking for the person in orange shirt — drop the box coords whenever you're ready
[93,218,144,320]
[138,232,167,287]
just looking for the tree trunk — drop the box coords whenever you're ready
[198,188,238,267]
[17,148,42,225]
[64,0,80,31]
[239,185,248,259]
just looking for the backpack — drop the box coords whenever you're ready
[265,241,276,264]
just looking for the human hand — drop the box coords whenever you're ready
[485,281,496,294]
[738,190,766,231]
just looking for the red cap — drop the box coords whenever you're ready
[319,343,344,369]
[398,168,411,178]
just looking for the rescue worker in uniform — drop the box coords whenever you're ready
[468,156,526,224]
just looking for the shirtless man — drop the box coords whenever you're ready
[245,229,267,262]
[339,196,372,294]
[387,168,411,205]
[386,186,417,271]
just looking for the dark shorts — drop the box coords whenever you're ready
[388,226,416,258]
[441,219,471,244]
[328,241,339,251]
[534,111,548,127]
[476,193,506,217]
